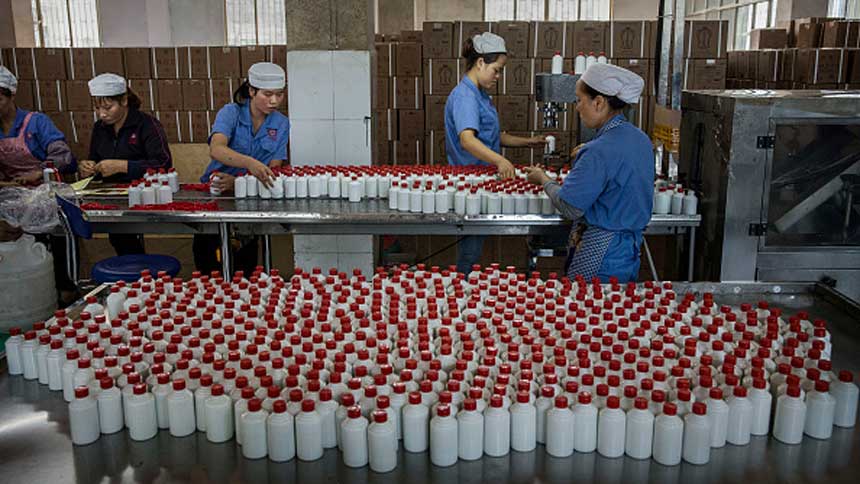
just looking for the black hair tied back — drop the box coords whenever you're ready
[232,80,253,104]
[462,37,504,71]
[581,82,629,111]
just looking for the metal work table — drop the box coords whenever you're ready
[1,282,858,483]
[76,190,700,279]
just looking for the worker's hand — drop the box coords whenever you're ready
[78,160,97,178]
[495,158,516,180]
[524,166,551,186]
[525,135,548,148]
[96,159,128,178]
[211,173,235,193]
[246,160,275,188]
[12,169,44,185]
[570,143,585,159]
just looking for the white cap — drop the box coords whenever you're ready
[472,32,506,55]
[248,62,286,90]
[0,66,17,93]
[580,63,644,104]
[88,73,127,97]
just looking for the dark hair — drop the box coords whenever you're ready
[233,80,253,104]
[461,38,506,71]
[93,89,142,111]
[581,82,628,111]
[0,87,11,98]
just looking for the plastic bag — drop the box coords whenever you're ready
[0,183,75,233]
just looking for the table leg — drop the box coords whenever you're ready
[219,222,231,276]
[263,234,272,273]
[643,237,660,281]
[687,226,696,282]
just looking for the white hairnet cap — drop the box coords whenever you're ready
[473,32,506,54]
[0,66,17,93]
[248,62,286,90]
[581,63,644,104]
[88,73,127,97]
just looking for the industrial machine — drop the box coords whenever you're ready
[679,90,860,302]
[535,72,579,166]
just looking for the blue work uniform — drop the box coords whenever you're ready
[560,114,654,283]
[0,108,72,176]
[200,102,290,182]
[444,76,500,166]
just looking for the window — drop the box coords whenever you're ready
[687,0,780,50]
[485,0,609,21]
[579,0,609,20]
[548,0,578,20]
[734,4,753,50]
[516,0,545,20]
[226,0,287,46]
[31,0,99,47]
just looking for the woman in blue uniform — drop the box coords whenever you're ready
[445,32,546,273]
[525,63,653,283]
[193,62,289,275]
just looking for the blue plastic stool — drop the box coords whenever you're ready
[91,254,181,283]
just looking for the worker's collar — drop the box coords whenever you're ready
[594,113,626,139]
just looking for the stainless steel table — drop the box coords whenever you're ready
[77,190,701,279]
[1,282,858,484]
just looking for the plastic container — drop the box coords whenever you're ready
[707,388,729,447]
[654,187,671,215]
[653,403,683,466]
[483,395,510,457]
[466,188,481,216]
[454,188,467,215]
[143,182,158,202]
[573,392,598,453]
[194,377,213,432]
[267,400,296,462]
[128,182,142,207]
[295,400,323,461]
[157,184,173,204]
[127,384,158,441]
[348,178,362,203]
[551,52,563,74]
[283,176,295,198]
[597,51,607,64]
[368,410,398,473]
[0,235,57,331]
[804,380,836,440]
[422,184,435,214]
[457,398,483,460]
[328,175,341,198]
[317,389,338,449]
[62,350,80,402]
[683,402,711,465]
[774,385,807,444]
[726,386,753,445]
[546,395,574,457]
[749,378,773,436]
[574,52,586,74]
[435,188,449,213]
[683,190,698,215]
[670,189,684,215]
[832,371,859,428]
[430,404,458,467]
[46,340,65,391]
[341,405,369,467]
[5,327,23,375]
[167,379,196,437]
[97,378,124,434]
[586,52,597,69]
[241,398,269,459]
[20,331,38,380]
[402,393,429,453]
[510,391,537,452]
[205,384,234,443]
[535,386,555,444]
[69,387,100,446]
[625,397,654,459]
[296,176,308,198]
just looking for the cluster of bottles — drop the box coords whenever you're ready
[653,180,698,216]
[573,51,609,75]
[128,169,181,207]
[5,264,857,470]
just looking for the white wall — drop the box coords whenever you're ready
[168,0,226,46]
[99,0,152,47]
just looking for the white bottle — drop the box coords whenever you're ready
[34,336,51,384]
[97,378,124,434]
[295,400,323,461]
[340,175,350,199]
[484,395,511,457]
[597,395,626,458]
[454,188,467,215]
[683,190,698,215]
[597,51,607,64]
[167,168,180,192]
[378,175,391,198]
[5,327,24,375]
[574,52,586,74]
[157,184,173,204]
[307,175,321,198]
[128,182,142,208]
[625,397,655,459]
[46,340,65,391]
[804,380,836,440]
[409,184,422,213]
[296,176,308,198]
[69,387,100,446]
[328,175,341,198]
[457,398,484,460]
[20,331,38,380]
[234,175,247,198]
[283,176,295,198]
[127,384,158,441]
[707,388,729,448]
[833,371,859,428]
[573,392,598,453]
[535,386,555,444]
[653,402,683,466]
[398,183,411,212]
[466,188,480,216]
[749,378,773,436]
[435,186,449,213]
[317,389,338,449]
[774,385,807,444]
[365,175,379,198]
[586,52,597,69]
[670,189,684,215]
[341,406,369,467]
[241,398,269,459]
[267,400,296,462]
[726,386,753,446]
[402,392,429,453]
[194,377,213,432]
[654,187,671,214]
[105,287,125,320]
[205,384,234,443]
[430,404,458,467]
[510,391,537,452]
[551,51,563,74]
[141,182,157,204]
[683,402,711,465]
[422,185,436,214]
[168,379,196,437]
[388,183,399,210]
[348,178,362,203]
[546,395,575,457]
[62,350,80,402]
[153,373,172,429]
[369,410,398,473]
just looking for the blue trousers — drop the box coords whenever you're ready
[456,235,486,274]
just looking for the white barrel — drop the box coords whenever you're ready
[0,235,56,331]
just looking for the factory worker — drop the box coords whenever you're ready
[0,66,75,183]
[79,73,173,255]
[193,62,289,275]
[525,63,654,283]
[444,32,546,274]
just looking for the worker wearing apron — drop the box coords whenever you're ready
[194,62,289,275]
[444,33,546,274]
[0,66,79,304]
[78,73,173,256]
[525,63,653,283]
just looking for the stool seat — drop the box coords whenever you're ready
[92,254,181,283]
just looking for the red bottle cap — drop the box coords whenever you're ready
[302,399,315,412]
[606,396,620,409]
[173,379,186,391]
[373,410,388,423]
[436,404,451,417]
[692,402,707,415]
[273,400,287,413]
[663,402,677,416]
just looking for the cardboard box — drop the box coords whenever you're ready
[182,79,209,111]
[502,132,532,164]
[63,80,89,111]
[36,80,65,111]
[45,111,72,141]
[67,48,94,79]
[376,43,396,77]
[795,20,822,49]
[158,111,182,143]
[240,46,268,74]
[34,48,68,80]
[12,48,35,79]
[374,109,397,141]
[539,58,572,73]
[569,21,608,57]
[683,59,727,90]
[848,50,860,83]
[847,22,860,48]
[683,21,729,58]
[93,48,125,76]
[455,22,492,51]
[71,111,95,145]
[496,95,530,132]
[425,130,446,165]
[400,30,423,43]
[123,48,152,79]
[393,139,423,165]
[391,76,423,109]
[780,49,797,82]
[425,95,447,131]
[423,59,459,95]
[152,47,190,79]
[821,21,860,48]
[189,47,209,78]
[186,111,211,143]
[529,98,571,132]
[209,47,241,79]
[376,139,391,165]
[156,80,183,111]
[755,50,780,82]
[270,45,287,70]
[398,109,425,141]
[375,75,390,109]
[501,58,534,95]
[612,58,653,96]
[750,29,787,49]
[609,21,653,59]
[795,48,847,84]
[494,22,530,59]
[530,22,567,58]
[395,43,422,77]
[129,79,156,111]
[209,79,234,110]
[423,22,454,58]
[13,80,34,110]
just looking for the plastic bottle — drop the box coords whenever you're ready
[653,402,683,466]
[317,388,338,449]
[341,406,369,467]
[283,175,295,198]
[484,394,511,457]
[466,188,480,216]
[670,189,684,215]
[453,187,467,215]
[97,377,124,434]
[308,175,321,198]
[62,349,80,402]
[167,168,180,192]
[328,175,341,198]
[396,182,410,211]
[20,330,38,380]
[296,175,308,198]
[403,392,429,453]
[388,183,399,209]
[234,386,255,443]
[194,375,213,432]
[774,385,807,444]
[804,380,836,440]
[749,378,772,436]
[157,184,173,204]
[545,395,574,457]
[379,174,391,198]
[832,371,859,428]
[205,384,233,443]
[5,327,23,376]
[430,404,458,467]
[267,400,295,462]
[128,182,142,207]
[574,52,586,74]
[595,394,623,457]
[654,187,671,214]
[35,335,51,384]
[234,175,247,198]
[551,51,563,74]
[43,162,58,183]
[625,396,654,459]
[127,383,158,441]
[683,190,698,215]
[105,287,125,320]
[369,410,398,473]
[707,387,729,447]
[726,385,753,445]
[168,379,196,437]
[597,51,607,64]
[683,402,711,465]
[457,398,484,460]
[422,183,435,214]
[586,52,597,69]
[142,181,157,203]
[535,386,555,444]
[295,399,323,461]
[69,387,100,446]
[241,398,269,459]
[545,135,556,155]
[409,182,423,213]
[574,392,598,453]
[348,177,362,203]
[46,340,65,391]
[510,390,537,452]
[435,186,449,213]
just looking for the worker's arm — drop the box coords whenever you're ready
[209,133,274,187]
[543,180,584,222]
[501,132,548,149]
[459,129,515,179]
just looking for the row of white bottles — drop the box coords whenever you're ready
[573,51,608,75]
[142,168,180,193]
[128,180,173,207]
[653,186,697,216]
[388,183,555,216]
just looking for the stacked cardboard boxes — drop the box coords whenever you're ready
[682,20,729,91]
